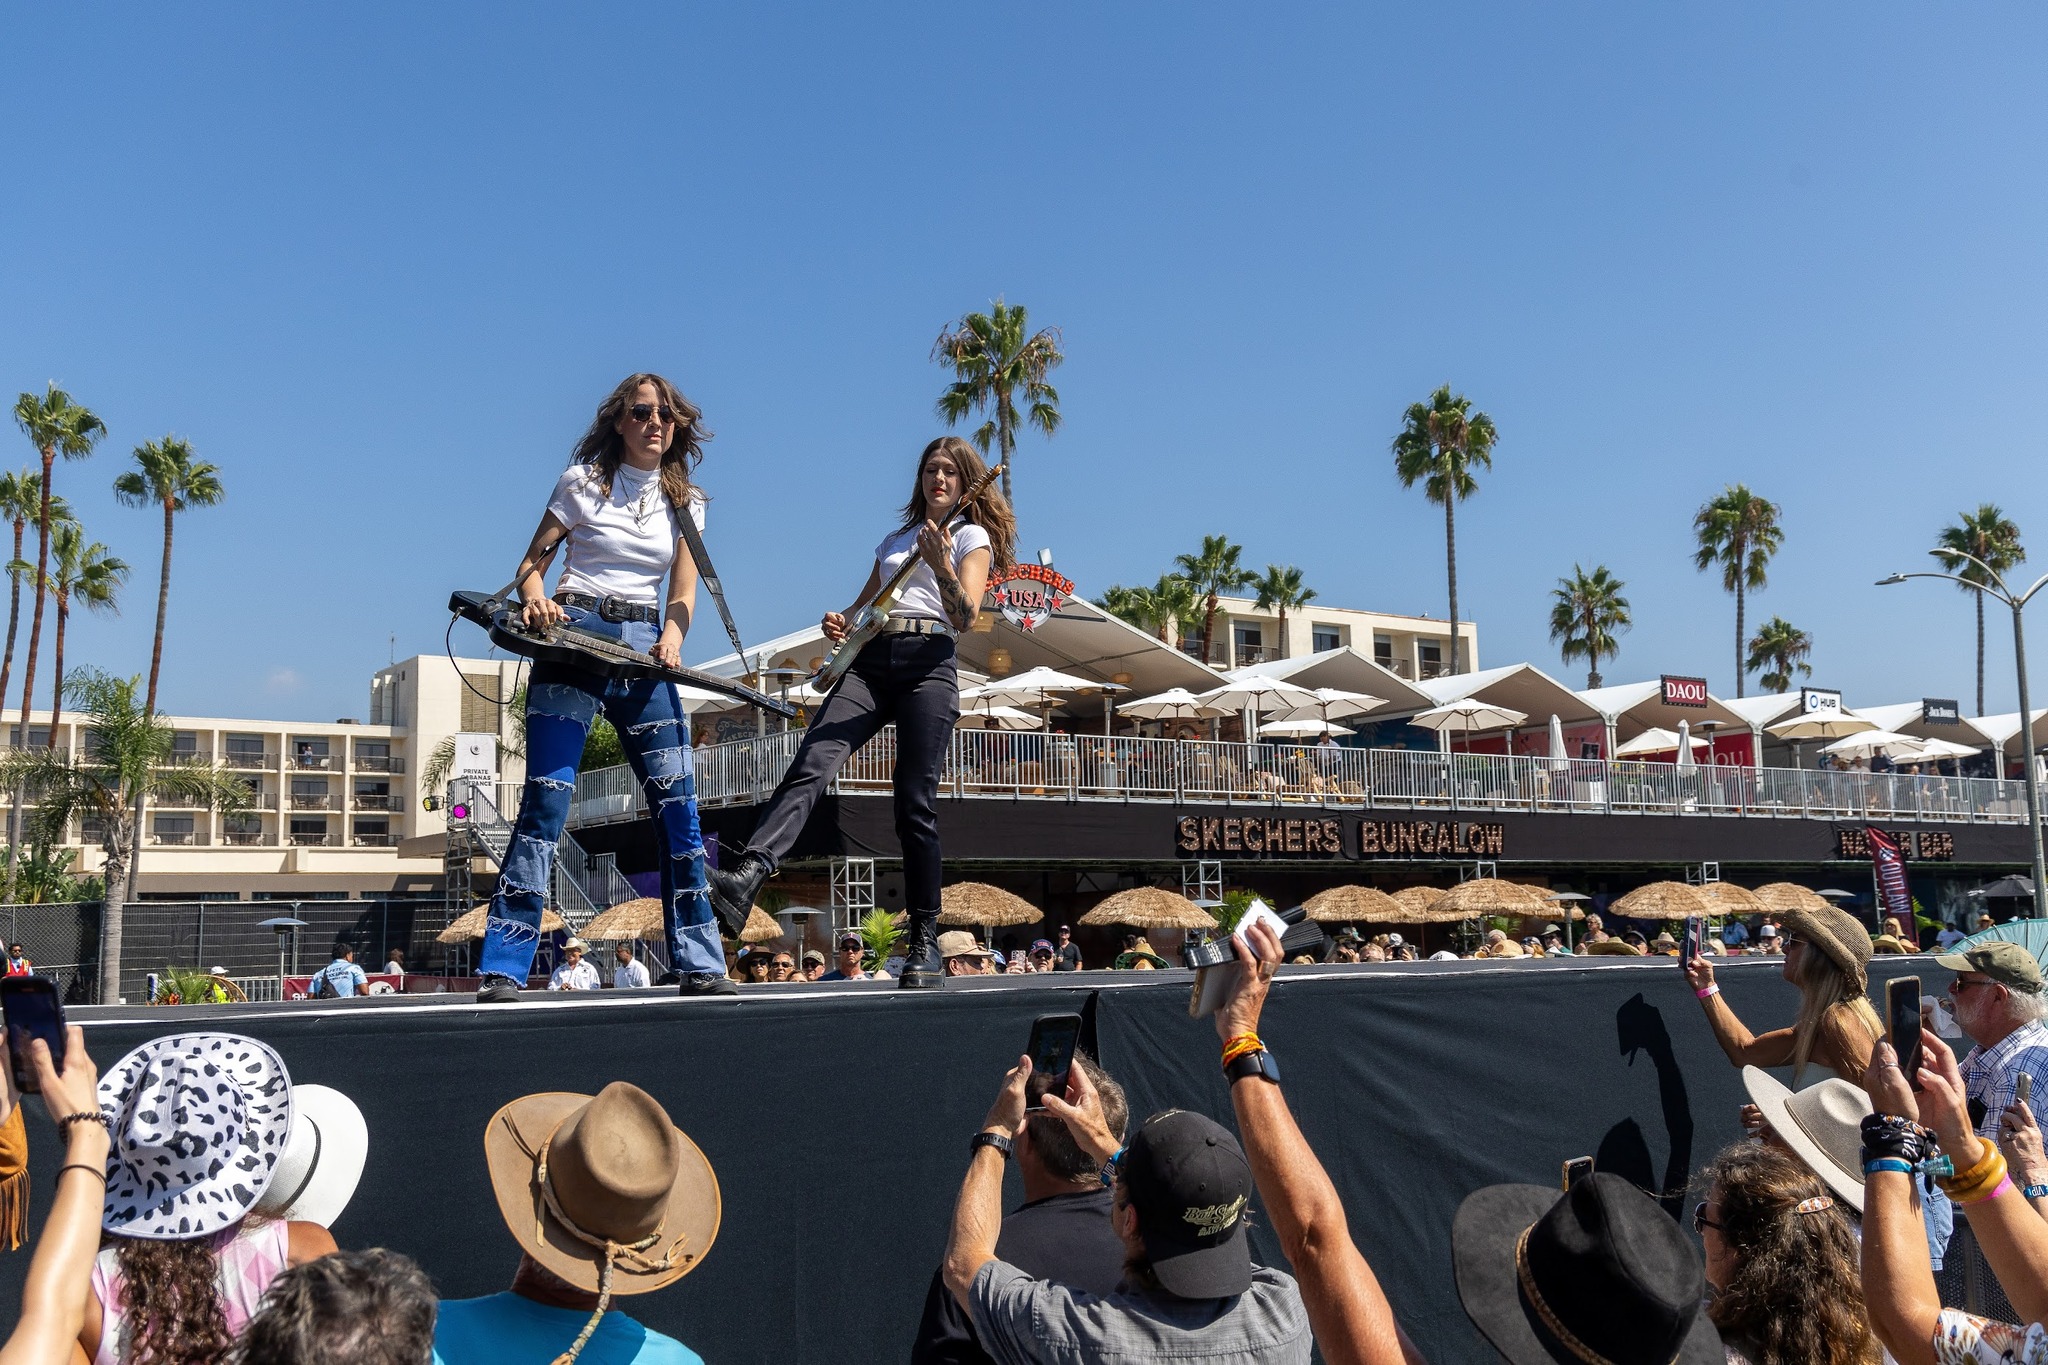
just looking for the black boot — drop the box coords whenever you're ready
[898,912,943,990]
[706,851,770,940]
[476,973,521,1004]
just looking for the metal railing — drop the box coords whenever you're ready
[354,754,405,773]
[352,793,394,810]
[222,831,267,846]
[454,780,604,925]
[150,831,200,846]
[163,747,213,765]
[223,750,274,770]
[352,833,398,847]
[288,832,336,847]
[567,731,2034,827]
[292,753,335,770]
[289,794,337,810]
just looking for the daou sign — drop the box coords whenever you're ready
[988,564,1074,632]
[1801,688,1844,717]
[1660,675,1709,708]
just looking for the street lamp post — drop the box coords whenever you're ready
[1879,551,2048,912]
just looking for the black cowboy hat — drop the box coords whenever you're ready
[1453,1173,1721,1365]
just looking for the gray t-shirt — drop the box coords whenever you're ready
[968,1259,1310,1364]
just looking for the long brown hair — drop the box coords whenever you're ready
[1699,1144,1877,1365]
[569,372,710,511]
[111,1231,240,1365]
[896,436,1017,572]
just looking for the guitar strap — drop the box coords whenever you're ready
[673,499,753,663]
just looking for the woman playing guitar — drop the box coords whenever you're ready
[709,436,1016,988]
[475,372,738,1001]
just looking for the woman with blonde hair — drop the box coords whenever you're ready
[1685,902,1881,1081]
[711,436,1016,989]
[1694,1142,1878,1365]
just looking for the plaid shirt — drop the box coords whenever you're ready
[1960,1019,2048,1138]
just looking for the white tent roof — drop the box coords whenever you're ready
[1717,694,1807,730]
[1973,710,2048,751]
[1410,663,1603,727]
[1574,679,1747,737]
[1230,647,1433,711]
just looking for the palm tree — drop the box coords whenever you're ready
[1097,576,1201,648]
[1252,565,1318,661]
[11,386,105,747]
[113,437,225,717]
[932,298,1064,507]
[1692,484,1784,698]
[0,669,248,1002]
[1392,385,1498,675]
[1746,616,1814,694]
[1547,565,1632,689]
[0,472,68,743]
[1174,536,1255,666]
[47,526,128,739]
[1934,505,2026,716]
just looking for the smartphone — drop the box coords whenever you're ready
[1680,916,1704,969]
[0,977,65,1095]
[1887,976,1923,1089]
[2021,1074,2033,1107]
[1562,1156,1593,1191]
[1025,1013,1084,1110]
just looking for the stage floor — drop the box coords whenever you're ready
[20,956,1918,1364]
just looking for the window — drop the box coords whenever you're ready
[1312,624,1342,653]
[289,817,328,846]
[153,815,195,845]
[1373,634,1394,667]
[223,814,262,837]
[170,731,200,757]
[461,673,502,734]
[292,777,328,796]
[225,733,266,762]
[1419,640,1443,676]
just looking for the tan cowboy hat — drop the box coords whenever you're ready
[484,1083,719,1298]
[1742,1067,1871,1213]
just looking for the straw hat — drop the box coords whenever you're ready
[1610,882,1712,921]
[1780,903,1872,985]
[938,882,1043,928]
[484,1083,718,1299]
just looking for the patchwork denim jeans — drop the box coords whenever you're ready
[478,606,722,983]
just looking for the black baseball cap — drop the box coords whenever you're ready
[836,931,863,950]
[1121,1110,1254,1298]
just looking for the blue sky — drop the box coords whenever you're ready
[3,4,2045,722]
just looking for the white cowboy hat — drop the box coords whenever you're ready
[253,1084,369,1227]
[99,1032,294,1239]
[1742,1066,1872,1213]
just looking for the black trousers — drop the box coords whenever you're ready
[742,632,958,915]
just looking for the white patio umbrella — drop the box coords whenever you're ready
[1676,719,1697,772]
[1548,714,1566,759]
[1253,717,1355,738]
[1897,736,1982,762]
[1766,711,1877,741]
[956,705,1043,731]
[1192,675,1323,742]
[1118,687,1230,720]
[1614,727,1709,757]
[1406,698,1529,755]
[961,666,1122,732]
[1273,687,1386,726]
[1819,730,1924,760]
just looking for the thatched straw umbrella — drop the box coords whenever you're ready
[1429,879,1550,918]
[1301,885,1404,924]
[1695,882,1764,917]
[938,883,1044,936]
[580,897,662,942]
[1610,881,1712,921]
[1078,887,1214,931]
[740,906,785,944]
[1752,883,1831,916]
[436,904,568,944]
[1388,885,1445,917]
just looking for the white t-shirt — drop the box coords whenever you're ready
[548,959,601,991]
[875,520,992,622]
[612,958,651,990]
[546,463,707,604]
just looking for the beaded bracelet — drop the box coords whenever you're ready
[55,1111,108,1132]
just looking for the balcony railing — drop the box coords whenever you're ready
[354,754,405,773]
[352,793,394,810]
[222,831,267,846]
[292,753,336,770]
[162,747,213,765]
[150,831,201,846]
[288,832,336,847]
[288,794,337,811]
[352,833,399,847]
[1234,645,1275,668]
[223,751,274,770]
[567,731,2036,830]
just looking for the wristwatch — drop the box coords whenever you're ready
[970,1131,1014,1159]
[1225,1048,1281,1086]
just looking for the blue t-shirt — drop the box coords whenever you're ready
[434,1293,701,1365]
[315,959,367,997]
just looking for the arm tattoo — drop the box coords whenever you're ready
[937,572,977,632]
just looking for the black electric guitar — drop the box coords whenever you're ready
[449,590,799,719]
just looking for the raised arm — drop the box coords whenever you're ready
[2,1029,108,1365]
[1216,924,1423,1365]
[942,1056,1031,1310]
[1682,956,1797,1068]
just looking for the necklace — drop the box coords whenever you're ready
[620,467,662,528]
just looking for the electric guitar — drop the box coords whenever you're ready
[449,591,799,718]
[809,463,1006,692]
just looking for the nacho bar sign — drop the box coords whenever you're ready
[1176,814,1506,860]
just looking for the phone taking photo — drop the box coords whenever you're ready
[1680,916,1704,970]
[1562,1156,1594,1191]
[1887,976,1923,1090]
[1025,1013,1083,1110]
[1,977,65,1095]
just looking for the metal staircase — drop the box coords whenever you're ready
[446,780,607,927]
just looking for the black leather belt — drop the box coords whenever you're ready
[554,592,660,624]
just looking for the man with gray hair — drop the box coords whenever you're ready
[1938,938,2048,1138]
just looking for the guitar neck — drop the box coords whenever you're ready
[864,466,1006,615]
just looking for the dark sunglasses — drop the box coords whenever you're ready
[628,402,678,425]
[1691,1203,1724,1235]
[771,959,794,969]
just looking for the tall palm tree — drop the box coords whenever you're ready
[1252,565,1317,661]
[47,526,128,740]
[1174,536,1255,666]
[1692,484,1784,698]
[1547,564,1632,689]
[1392,385,1498,675]
[1746,616,1814,694]
[11,386,105,745]
[0,472,67,743]
[1095,576,1199,648]
[0,669,248,1002]
[1934,504,2026,716]
[932,298,1063,507]
[113,437,224,717]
